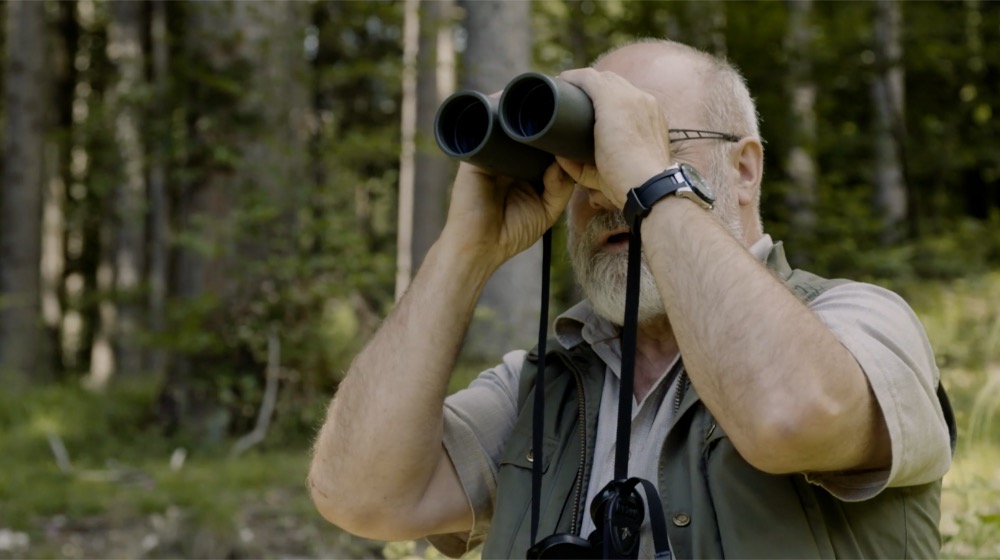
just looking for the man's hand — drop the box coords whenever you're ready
[555,68,674,207]
[442,160,574,271]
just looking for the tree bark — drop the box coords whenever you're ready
[148,0,170,380]
[872,0,907,243]
[686,0,727,56]
[784,0,818,245]
[461,0,542,361]
[42,0,79,376]
[163,0,309,438]
[396,0,456,299]
[395,0,419,300]
[103,0,148,382]
[0,0,48,387]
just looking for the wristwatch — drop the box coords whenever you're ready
[623,163,715,231]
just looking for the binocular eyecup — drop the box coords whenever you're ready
[434,72,597,183]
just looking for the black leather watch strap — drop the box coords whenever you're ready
[623,166,684,232]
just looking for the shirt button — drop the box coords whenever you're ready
[526,449,534,463]
[672,513,691,527]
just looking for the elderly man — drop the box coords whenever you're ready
[308,39,952,558]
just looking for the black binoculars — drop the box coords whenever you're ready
[528,478,645,559]
[434,72,597,183]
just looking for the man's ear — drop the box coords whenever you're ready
[732,137,764,207]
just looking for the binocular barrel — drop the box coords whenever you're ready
[434,72,596,182]
[434,90,552,183]
[499,73,595,164]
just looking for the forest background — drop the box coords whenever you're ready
[0,0,998,558]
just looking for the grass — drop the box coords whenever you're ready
[941,443,1000,557]
[1,273,998,558]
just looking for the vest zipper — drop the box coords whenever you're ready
[570,368,587,535]
[673,366,689,416]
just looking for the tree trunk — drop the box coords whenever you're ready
[784,0,817,247]
[42,0,79,377]
[872,0,907,243]
[162,0,309,438]
[461,0,541,362]
[89,0,146,387]
[0,0,48,388]
[148,0,169,380]
[686,0,727,56]
[396,0,456,299]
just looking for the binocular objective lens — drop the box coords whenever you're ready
[516,84,556,138]
[437,97,490,156]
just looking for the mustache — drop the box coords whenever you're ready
[580,210,630,249]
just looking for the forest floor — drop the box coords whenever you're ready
[2,423,998,559]
[3,275,999,559]
[0,449,394,559]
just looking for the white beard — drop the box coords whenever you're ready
[568,156,743,326]
[568,210,666,326]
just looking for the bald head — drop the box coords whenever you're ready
[593,40,760,142]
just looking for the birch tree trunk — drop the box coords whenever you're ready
[872,0,907,243]
[90,0,147,387]
[0,0,48,387]
[784,0,817,246]
[396,0,456,299]
[461,0,541,361]
[42,0,79,375]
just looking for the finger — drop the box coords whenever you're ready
[574,163,602,191]
[559,68,604,93]
[541,162,575,222]
[555,156,584,182]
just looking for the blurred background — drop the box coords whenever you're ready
[0,0,998,557]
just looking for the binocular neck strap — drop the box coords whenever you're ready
[615,227,644,480]
[530,227,553,545]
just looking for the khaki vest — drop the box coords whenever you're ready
[481,242,947,559]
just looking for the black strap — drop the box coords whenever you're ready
[615,225,643,479]
[530,213,670,555]
[635,478,672,559]
[530,227,553,544]
[937,382,958,455]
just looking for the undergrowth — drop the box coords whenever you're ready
[0,273,998,558]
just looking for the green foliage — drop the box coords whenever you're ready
[0,381,164,465]
[941,445,1000,558]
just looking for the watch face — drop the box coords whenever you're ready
[678,163,716,206]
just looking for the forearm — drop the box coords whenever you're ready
[641,199,881,473]
[309,233,494,527]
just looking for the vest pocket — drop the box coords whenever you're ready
[499,432,559,474]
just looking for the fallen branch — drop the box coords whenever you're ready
[46,431,152,484]
[231,330,281,458]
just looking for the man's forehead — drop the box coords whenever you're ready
[592,44,706,125]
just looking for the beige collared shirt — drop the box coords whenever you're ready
[433,235,951,557]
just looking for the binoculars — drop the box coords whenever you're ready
[434,72,596,183]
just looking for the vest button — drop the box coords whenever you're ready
[672,513,691,527]
[526,449,534,463]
